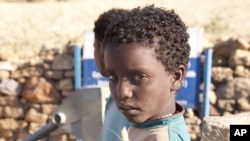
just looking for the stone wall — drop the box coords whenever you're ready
[202,112,250,141]
[198,37,250,141]
[0,37,249,141]
[0,41,78,141]
[210,37,250,116]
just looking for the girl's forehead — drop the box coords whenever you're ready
[104,43,163,69]
[104,43,157,63]
[105,41,156,50]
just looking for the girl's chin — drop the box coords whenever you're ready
[126,115,148,124]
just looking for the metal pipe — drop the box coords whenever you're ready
[23,121,58,141]
[74,46,82,90]
[74,46,83,141]
[202,48,213,118]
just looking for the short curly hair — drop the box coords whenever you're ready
[104,5,190,72]
[94,8,129,42]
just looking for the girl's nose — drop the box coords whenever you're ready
[117,79,133,100]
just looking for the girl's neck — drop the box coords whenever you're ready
[149,99,176,121]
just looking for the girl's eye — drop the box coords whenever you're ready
[108,74,117,81]
[131,74,148,84]
[134,74,145,81]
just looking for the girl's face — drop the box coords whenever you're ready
[104,43,180,123]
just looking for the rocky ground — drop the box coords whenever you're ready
[1,0,250,54]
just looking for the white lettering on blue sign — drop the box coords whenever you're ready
[97,80,109,86]
[186,70,196,78]
[182,80,188,88]
[92,71,103,79]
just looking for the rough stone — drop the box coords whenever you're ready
[212,38,244,66]
[39,45,61,57]
[233,78,250,98]
[209,104,220,116]
[20,67,43,77]
[212,67,233,83]
[236,98,250,111]
[222,111,232,116]
[185,116,201,125]
[57,78,73,90]
[52,54,74,70]
[29,103,41,110]
[0,130,13,139]
[64,37,84,54]
[16,77,26,84]
[10,70,22,79]
[0,118,27,131]
[25,108,48,124]
[42,62,52,70]
[215,78,250,99]
[229,49,250,67]
[217,99,236,112]
[0,107,3,118]
[45,70,64,79]
[234,65,250,77]
[39,46,60,62]
[0,79,22,96]
[199,82,215,91]
[209,90,217,105]
[236,37,250,50]
[202,112,250,141]
[42,54,55,62]
[16,132,29,141]
[21,77,60,103]
[48,134,69,141]
[29,56,44,66]
[3,105,24,118]
[0,61,17,71]
[28,122,45,134]
[10,66,43,78]
[64,70,74,77]
[0,96,19,106]
[185,108,195,118]
[41,104,57,115]
[189,133,197,140]
[0,70,10,79]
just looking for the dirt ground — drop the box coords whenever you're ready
[1,0,250,53]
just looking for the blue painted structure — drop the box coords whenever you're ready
[74,46,82,90]
[175,28,203,109]
[202,48,213,118]
[74,46,83,141]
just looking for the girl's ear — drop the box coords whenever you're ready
[171,65,186,91]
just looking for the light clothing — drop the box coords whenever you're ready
[128,103,190,141]
[99,97,131,141]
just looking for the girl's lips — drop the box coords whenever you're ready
[118,105,140,115]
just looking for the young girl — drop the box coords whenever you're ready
[103,5,191,141]
[93,8,131,141]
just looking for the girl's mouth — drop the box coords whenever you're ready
[119,105,140,115]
